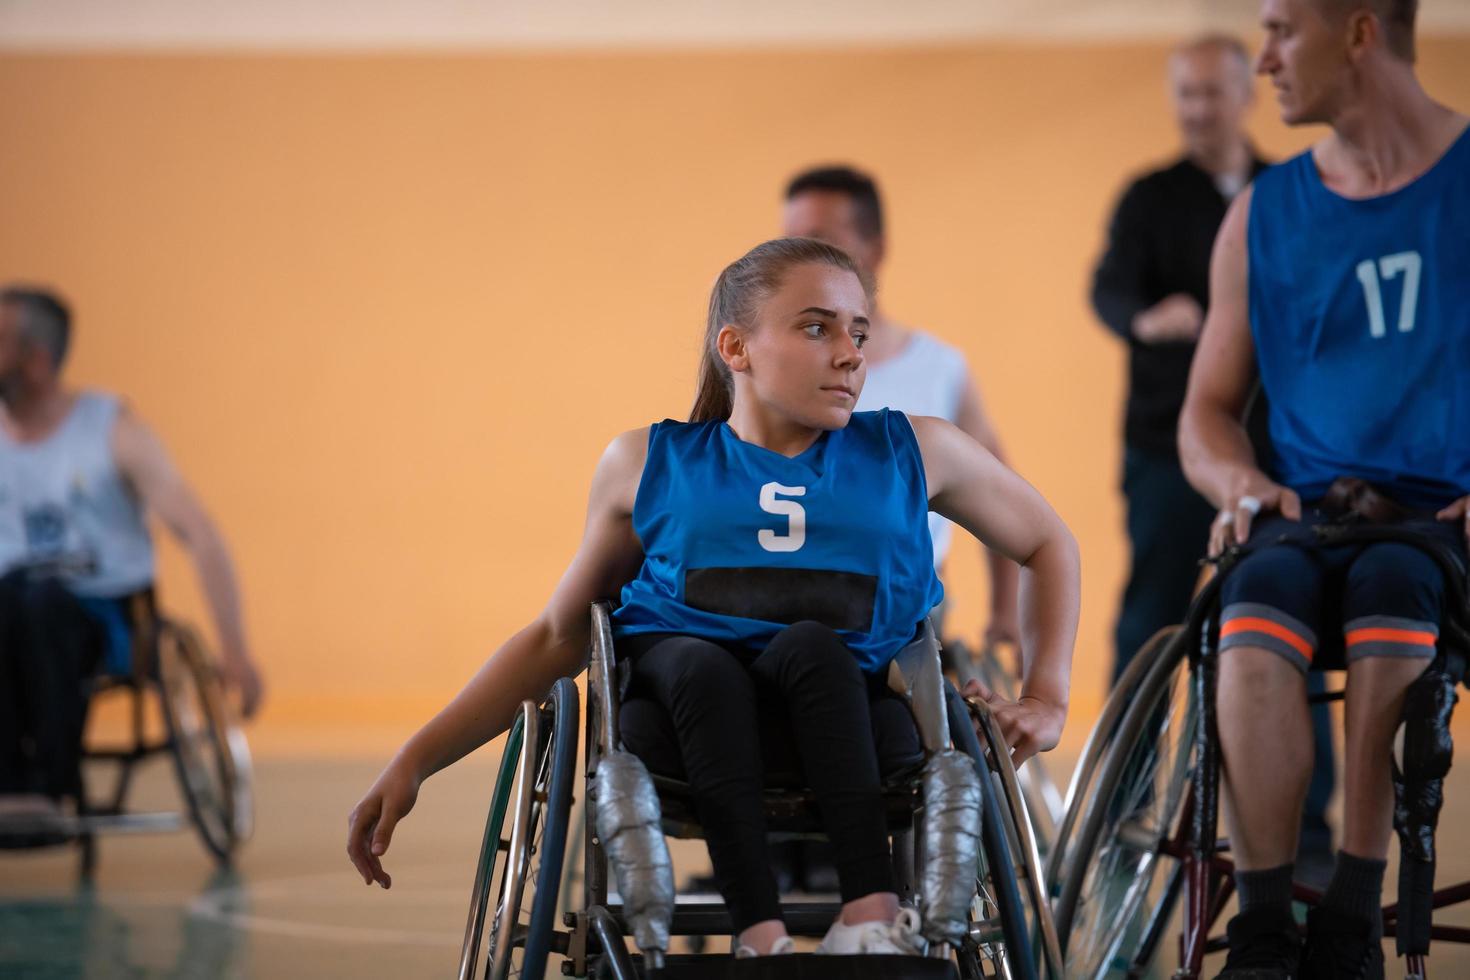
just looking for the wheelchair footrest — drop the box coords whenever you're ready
[652,954,958,979]
[0,809,182,847]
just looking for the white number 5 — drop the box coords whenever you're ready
[1355,250,1421,338]
[758,482,807,553]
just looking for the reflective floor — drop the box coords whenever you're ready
[3,726,1470,978]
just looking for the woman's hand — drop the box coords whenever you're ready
[962,678,1065,769]
[347,756,422,889]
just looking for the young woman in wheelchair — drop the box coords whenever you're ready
[347,237,1080,958]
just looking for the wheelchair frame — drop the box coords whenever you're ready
[1051,523,1470,980]
[0,587,254,876]
[458,602,1062,980]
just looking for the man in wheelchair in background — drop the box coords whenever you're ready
[1177,3,1470,976]
[0,285,264,825]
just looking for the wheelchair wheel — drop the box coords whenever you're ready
[1045,626,1178,899]
[973,644,1064,860]
[155,620,254,865]
[1053,626,1195,980]
[946,686,1041,980]
[459,677,578,980]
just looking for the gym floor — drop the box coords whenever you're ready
[4,715,1470,978]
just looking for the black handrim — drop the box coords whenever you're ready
[521,677,580,975]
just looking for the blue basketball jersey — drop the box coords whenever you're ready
[1246,127,1470,510]
[612,409,944,673]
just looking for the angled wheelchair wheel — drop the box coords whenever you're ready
[946,686,1043,980]
[154,620,254,865]
[459,677,579,980]
[1045,626,1179,901]
[1053,626,1195,980]
[973,643,1064,861]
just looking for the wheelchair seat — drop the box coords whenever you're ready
[618,685,925,788]
[620,687,925,838]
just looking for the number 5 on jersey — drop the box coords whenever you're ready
[758,482,807,553]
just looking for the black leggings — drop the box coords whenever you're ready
[622,621,898,932]
[0,571,104,798]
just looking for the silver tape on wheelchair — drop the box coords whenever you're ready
[593,750,674,955]
[918,748,984,945]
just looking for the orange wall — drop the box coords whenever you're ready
[3,42,1469,751]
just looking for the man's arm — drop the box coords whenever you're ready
[1092,177,1205,344]
[1178,186,1300,550]
[952,377,1020,647]
[1091,180,1156,338]
[111,406,263,717]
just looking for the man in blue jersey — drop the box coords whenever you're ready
[1179,1,1468,976]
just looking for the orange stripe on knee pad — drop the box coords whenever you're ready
[1220,616,1315,660]
[1344,627,1437,648]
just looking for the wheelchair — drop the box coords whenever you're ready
[1049,523,1470,979]
[456,602,1063,980]
[0,582,253,876]
[941,637,1066,862]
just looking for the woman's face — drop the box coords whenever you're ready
[726,262,869,430]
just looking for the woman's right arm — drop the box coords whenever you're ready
[347,428,649,888]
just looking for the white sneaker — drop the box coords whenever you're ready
[734,935,796,958]
[816,908,926,956]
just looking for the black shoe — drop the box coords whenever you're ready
[1300,907,1385,980]
[1216,906,1302,979]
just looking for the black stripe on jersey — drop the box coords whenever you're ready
[682,567,877,633]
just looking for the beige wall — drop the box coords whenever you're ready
[3,41,1469,750]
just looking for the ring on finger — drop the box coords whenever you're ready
[1237,495,1262,516]
[1215,509,1235,526]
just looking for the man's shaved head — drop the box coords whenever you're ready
[1316,0,1418,61]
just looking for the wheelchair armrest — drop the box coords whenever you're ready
[589,601,621,766]
[886,619,951,755]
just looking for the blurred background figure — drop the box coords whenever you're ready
[778,166,1021,893]
[0,286,263,817]
[782,165,1020,646]
[1092,35,1265,683]
[1091,35,1333,881]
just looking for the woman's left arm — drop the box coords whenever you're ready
[910,415,1081,763]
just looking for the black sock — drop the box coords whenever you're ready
[1236,863,1295,917]
[1321,850,1386,932]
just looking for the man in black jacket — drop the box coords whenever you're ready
[1094,34,1268,677]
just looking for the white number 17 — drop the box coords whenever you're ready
[1355,250,1421,338]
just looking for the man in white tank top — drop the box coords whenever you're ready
[783,166,1020,645]
[0,286,263,812]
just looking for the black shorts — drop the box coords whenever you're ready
[1218,509,1466,673]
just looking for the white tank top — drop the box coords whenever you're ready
[854,331,970,567]
[0,392,155,597]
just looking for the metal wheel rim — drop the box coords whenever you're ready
[486,701,543,980]
[157,626,239,854]
[1064,654,1196,979]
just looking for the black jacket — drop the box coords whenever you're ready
[1092,154,1270,458]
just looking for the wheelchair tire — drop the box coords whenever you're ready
[947,685,1039,980]
[155,620,253,865]
[972,644,1064,862]
[459,677,579,980]
[1045,626,1179,901]
[1053,626,1195,980]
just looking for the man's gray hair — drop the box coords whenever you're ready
[0,285,72,369]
